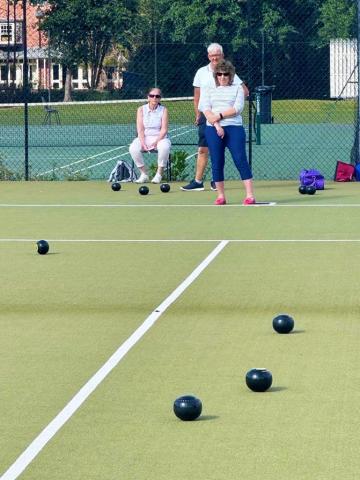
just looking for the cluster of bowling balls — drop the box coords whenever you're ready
[298,184,316,195]
[173,314,295,421]
[111,182,170,195]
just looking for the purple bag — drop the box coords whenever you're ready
[299,169,325,190]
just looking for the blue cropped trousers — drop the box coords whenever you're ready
[205,125,252,182]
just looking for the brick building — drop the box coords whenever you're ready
[0,1,122,92]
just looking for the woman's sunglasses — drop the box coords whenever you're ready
[216,72,230,77]
[148,94,161,98]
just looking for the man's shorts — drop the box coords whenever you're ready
[198,113,208,148]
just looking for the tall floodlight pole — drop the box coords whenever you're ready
[22,0,29,180]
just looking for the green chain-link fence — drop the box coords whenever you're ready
[0,0,358,182]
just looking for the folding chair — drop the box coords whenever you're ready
[42,97,61,125]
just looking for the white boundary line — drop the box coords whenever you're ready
[0,97,194,108]
[2,203,360,208]
[35,125,193,176]
[0,203,279,208]
[0,238,360,243]
[36,145,129,176]
[0,240,228,480]
[73,126,195,173]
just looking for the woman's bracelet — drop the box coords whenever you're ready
[219,113,224,120]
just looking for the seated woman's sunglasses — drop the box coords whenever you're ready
[216,72,230,77]
[148,94,161,98]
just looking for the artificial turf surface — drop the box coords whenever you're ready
[1,180,360,479]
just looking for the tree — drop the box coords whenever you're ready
[318,0,356,42]
[40,0,138,100]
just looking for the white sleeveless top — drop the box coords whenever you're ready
[142,104,167,137]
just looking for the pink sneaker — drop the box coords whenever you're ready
[214,197,227,205]
[243,197,256,205]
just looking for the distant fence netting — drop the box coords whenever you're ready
[0,97,255,180]
[0,0,359,181]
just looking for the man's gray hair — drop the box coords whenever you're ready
[207,43,223,54]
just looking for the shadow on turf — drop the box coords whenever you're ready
[269,386,287,393]
[197,415,219,422]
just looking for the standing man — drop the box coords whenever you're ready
[181,43,249,191]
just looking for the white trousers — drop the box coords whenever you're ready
[129,136,171,168]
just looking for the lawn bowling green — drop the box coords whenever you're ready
[1,180,360,480]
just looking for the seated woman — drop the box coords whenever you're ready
[129,87,171,183]
[202,60,255,205]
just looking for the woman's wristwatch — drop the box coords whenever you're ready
[219,113,224,120]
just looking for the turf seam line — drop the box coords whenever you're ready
[0,240,229,480]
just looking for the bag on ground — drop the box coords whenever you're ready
[108,160,137,182]
[355,163,360,181]
[334,161,355,182]
[299,169,325,190]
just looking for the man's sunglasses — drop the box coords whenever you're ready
[148,94,161,98]
[216,72,230,77]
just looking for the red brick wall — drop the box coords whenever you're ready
[0,0,47,47]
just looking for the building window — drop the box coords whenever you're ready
[0,65,9,81]
[29,64,35,82]
[10,64,16,81]
[71,66,79,80]
[0,23,14,44]
[107,67,115,80]
[53,64,59,81]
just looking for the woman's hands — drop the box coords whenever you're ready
[214,122,224,138]
[141,141,157,151]
[207,112,221,125]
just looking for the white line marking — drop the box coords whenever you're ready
[0,203,279,208]
[73,152,131,172]
[74,126,196,173]
[0,239,360,243]
[36,146,129,176]
[2,202,360,208]
[0,96,194,108]
[0,240,228,480]
[36,125,193,176]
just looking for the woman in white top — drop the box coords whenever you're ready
[202,60,255,205]
[129,87,171,183]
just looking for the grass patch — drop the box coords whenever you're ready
[0,98,356,127]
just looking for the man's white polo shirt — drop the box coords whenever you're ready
[193,63,242,112]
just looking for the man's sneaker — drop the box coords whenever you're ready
[210,181,217,191]
[151,173,162,184]
[243,197,256,205]
[180,180,204,191]
[135,173,149,184]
